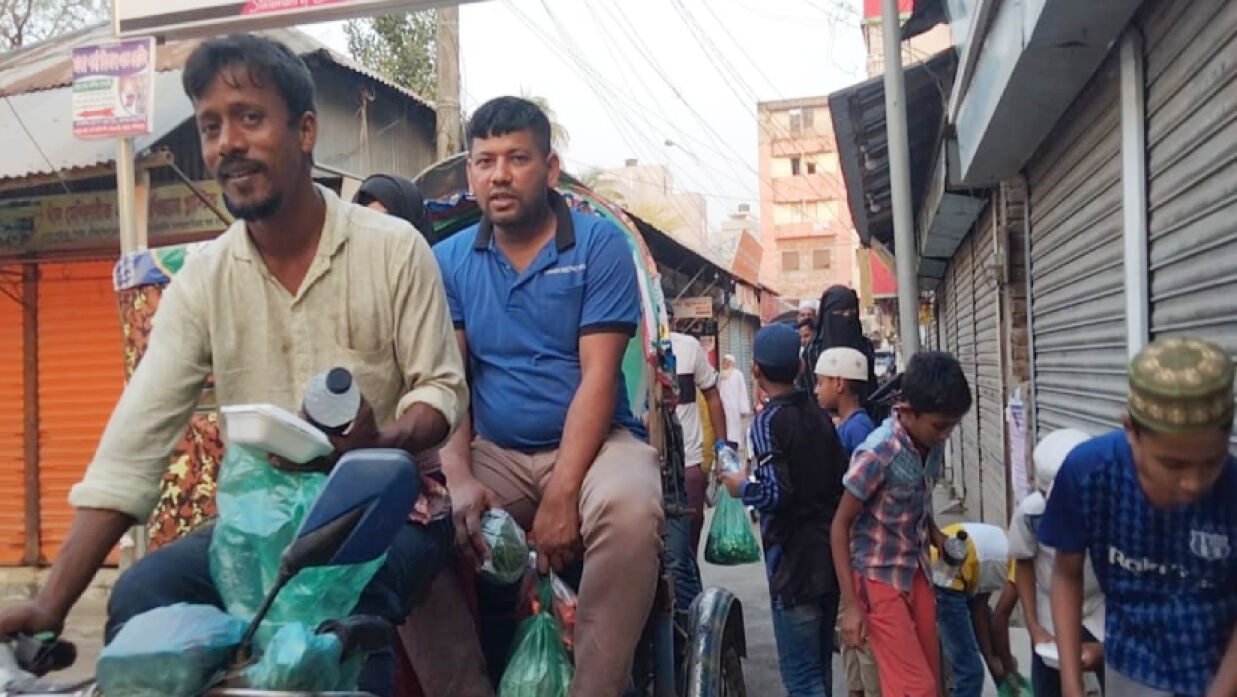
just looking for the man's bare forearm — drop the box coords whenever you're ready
[380,403,450,456]
[36,509,133,623]
[547,373,615,498]
[1015,559,1043,633]
[831,494,861,607]
[1208,625,1237,697]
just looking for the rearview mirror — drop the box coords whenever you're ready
[236,448,420,660]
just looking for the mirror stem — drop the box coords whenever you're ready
[236,565,295,663]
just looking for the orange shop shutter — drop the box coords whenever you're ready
[0,266,26,564]
[37,260,126,562]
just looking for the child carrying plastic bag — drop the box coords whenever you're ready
[704,487,762,565]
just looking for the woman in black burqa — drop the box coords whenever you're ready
[353,174,436,242]
[798,285,878,401]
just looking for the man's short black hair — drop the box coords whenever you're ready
[901,351,972,417]
[467,96,552,155]
[183,34,316,123]
[756,361,798,386]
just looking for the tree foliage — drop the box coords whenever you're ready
[0,0,106,50]
[344,10,438,101]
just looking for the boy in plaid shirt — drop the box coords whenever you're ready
[831,351,973,697]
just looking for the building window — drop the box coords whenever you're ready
[790,156,801,176]
[812,249,832,270]
[788,108,802,133]
[803,107,814,128]
[782,251,800,272]
[806,162,817,175]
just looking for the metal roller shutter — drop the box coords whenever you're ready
[942,252,961,488]
[973,209,1007,525]
[0,266,26,564]
[1141,0,1237,450]
[37,260,126,562]
[1027,53,1125,436]
[953,235,982,520]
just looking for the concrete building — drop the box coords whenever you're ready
[596,159,708,253]
[756,97,858,312]
[861,0,954,77]
[713,203,757,269]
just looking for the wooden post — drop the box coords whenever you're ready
[435,5,462,159]
[22,264,40,565]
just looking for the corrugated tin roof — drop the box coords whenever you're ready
[0,24,433,183]
[0,69,191,182]
[0,24,433,111]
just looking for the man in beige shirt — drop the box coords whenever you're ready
[0,35,466,697]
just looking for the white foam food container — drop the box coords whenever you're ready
[1035,642,1060,669]
[221,404,334,463]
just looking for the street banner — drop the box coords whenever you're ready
[114,0,481,38]
[72,38,156,139]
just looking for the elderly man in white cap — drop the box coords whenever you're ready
[798,297,819,325]
[717,354,752,460]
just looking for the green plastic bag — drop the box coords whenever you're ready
[479,509,529,585]
[498,576,574,697]
[244,623,363,692]
[209,445,385,686]
[97,603,245,697]
[703,488,762,565]
[997,673,1032,697]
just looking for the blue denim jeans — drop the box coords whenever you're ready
[770,593,840,697]
[935,587,985,697]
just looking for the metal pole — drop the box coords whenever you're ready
[882,0,921,357]
[436,5,462,159]
[116,137,138,255]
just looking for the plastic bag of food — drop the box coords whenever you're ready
[244,623,362,692]
[703,488,762,565]
[498,576,573,697]
[209,445,386,641]
[480,509,529,585]
[97,603,246,697]
[996,673,1032,697]
[518,560,578,653]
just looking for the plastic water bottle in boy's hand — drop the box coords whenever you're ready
[931,529,970,587]
[714,440,742,475]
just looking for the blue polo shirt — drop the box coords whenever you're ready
[433,192,646,451]
[1039,430,1237,695]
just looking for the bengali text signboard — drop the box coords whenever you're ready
[72,38,156,139]
[114,0,483,38]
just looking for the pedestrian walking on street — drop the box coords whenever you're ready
[717,354,753,460]
[670,330,730,555]
[1038,337,1237,697]
[831,351,972,697]
[718,323,849,697]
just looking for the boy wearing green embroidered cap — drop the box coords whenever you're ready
[1039,337,1237,697]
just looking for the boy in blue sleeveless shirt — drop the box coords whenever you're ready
[1039,337,1237,697]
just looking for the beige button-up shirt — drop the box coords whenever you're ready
[70,186,467,521]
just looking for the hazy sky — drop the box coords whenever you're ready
[300,0,867,229]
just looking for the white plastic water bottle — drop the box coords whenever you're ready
[303,367,361,437]
[714,440,742,475]
[931,529,970,587]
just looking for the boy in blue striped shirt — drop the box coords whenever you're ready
[719,324,848,697]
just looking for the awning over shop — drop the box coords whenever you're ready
[828,50,957,254]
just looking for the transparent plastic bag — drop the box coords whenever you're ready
[480,509,529,585]
[498,576,574,697]
[208,445,385,689]
[209,445,386,634]
[97,603,246,697]
[518,559,578,653]
[244,623,363,692]
[997,673,1032,697]
[703,488,762,565]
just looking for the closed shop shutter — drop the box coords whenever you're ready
[941,253,960,487]
[1027,53,1125,436]
[953,235,983,520]
[1141,0,1237,450]
[37,260,126,561]
[973,208,1007,525]
[0,266,26,564]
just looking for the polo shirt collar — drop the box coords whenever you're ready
[474,189,576,253]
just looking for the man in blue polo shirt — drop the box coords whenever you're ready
[434,96,663,697]
[1039,337,1237,697]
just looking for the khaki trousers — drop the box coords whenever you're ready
[472,429,664,697]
